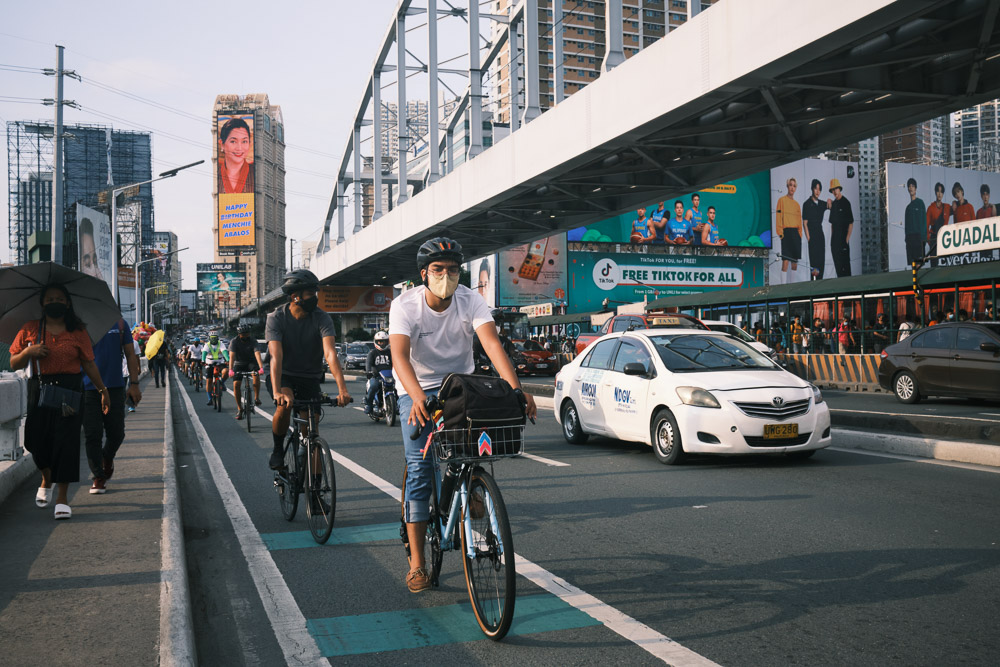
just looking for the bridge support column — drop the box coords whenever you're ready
[428,0,441,184]
[510,16,520,131]
[396,10,409,206]
[373,71,383,221]
[602,0,625,72]
[353,124,362,233]
[522,0,541,124]
[554,0,564,104]
[468,0,484,158]
[337,180,346,244]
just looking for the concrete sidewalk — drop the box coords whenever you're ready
[0,377,194,666]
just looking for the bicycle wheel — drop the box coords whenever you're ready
[216,382,223,412]
[461,468,516,640]
[427,474,444,587]
[305,437,336,544]
[244,381,253,432]
[277,435,299,521]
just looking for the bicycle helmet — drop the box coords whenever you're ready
[237,323,252,335]
[416,237,464,271]
[280,268,320,295]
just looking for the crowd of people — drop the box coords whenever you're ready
[741,307,992,355]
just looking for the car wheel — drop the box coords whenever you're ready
[650,409,685,465]
[893,371,921,404]
[560,401,589,445]
[785,450,816,460]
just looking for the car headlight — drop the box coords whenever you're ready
[811,384,824,405]
[675,386,721,408]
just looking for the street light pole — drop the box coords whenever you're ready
[145,279,182,323]
[148,299,171,329]
[135,247,188,327]
[109,160,203,311]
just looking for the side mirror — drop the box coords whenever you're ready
[623,362,648,376]
[981,341,999,353]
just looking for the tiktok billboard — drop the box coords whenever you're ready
[567,252,764,313]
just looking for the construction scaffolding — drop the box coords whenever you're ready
[6,120,154,284]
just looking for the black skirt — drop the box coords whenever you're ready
[25,373,84,484]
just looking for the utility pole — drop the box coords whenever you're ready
[44,45,78,264]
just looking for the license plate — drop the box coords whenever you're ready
[763,423,798,439]
[536,363,548,369]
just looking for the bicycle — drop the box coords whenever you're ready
[233,370,258,432]
[189,360,202,392]
[402,393,529,640]
[206,361,226,412]
[273,394,348,544]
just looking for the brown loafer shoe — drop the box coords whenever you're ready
[406,568,431,593]
[90,478,107,494]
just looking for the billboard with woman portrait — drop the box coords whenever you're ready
[215,111,256,256]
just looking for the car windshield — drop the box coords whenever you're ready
[649,334,778,372]
[522,341,544,351]
[347,344,369,354]
[707,323,757,344]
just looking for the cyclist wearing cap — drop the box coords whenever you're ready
[364,331,392,415]
[228,323,265,420]
[202,333,230,406]
[266,269,350,470]
[389,237,537,593]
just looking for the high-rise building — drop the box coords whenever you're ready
[857,137,881,274]
[954,101,1000,170]
[489,0,721,125]
[212,94,286,306]
[880,114,952,165]
[151,230,181,324]
[6,120,154,294]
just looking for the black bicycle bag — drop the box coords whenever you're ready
[437,373,525,456]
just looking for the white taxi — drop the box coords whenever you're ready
[553,330,831,464]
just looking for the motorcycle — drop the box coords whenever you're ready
[367,369,399,427]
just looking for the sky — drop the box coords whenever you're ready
[0,0,408,289]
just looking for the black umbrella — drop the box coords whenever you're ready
[0,262,124,346]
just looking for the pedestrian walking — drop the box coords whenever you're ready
[83,318,143,494]
[790,316,805,354]
[835,317,854,354]
[871,314,891,354]
[151,336,169,388]
[7,284,111,519]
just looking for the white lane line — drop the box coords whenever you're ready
[833,408,1000,424]
[828,445,1000,474]
[515,556,719,666]
[177,374,326,666]
[520,452,570,467]
[238,400,712,664]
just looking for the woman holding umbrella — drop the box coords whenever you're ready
[8,284,110,520]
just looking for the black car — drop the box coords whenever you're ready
[878,322,1000,403]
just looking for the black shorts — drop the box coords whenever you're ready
[272,374,322,403]
[780,230,802,261]
[232,361,260,373]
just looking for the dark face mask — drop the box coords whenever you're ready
[299,296,319,313]
[44,302,68,319]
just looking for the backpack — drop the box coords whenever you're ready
[437,373,525,457]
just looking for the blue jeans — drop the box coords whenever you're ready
[397,390,438,523]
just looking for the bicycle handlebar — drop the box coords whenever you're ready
[291,395,353,409]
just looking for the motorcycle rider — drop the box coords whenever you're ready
[473,309,516,370]
[364,331,393,415]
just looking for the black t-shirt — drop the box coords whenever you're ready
[802,197,826,227]
[366,347,392,374]
[228,335,259,366]
[265,304,337,380]
[829,196,854,227]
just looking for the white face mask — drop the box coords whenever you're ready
[426,272,459,300]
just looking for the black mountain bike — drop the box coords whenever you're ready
[273,395,347,544]
[234,370,257,432]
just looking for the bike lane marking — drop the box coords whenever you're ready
[245,401,718,665]
[177,378,327,667]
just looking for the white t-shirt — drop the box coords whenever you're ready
[388,284,494,396]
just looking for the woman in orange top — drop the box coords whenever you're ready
[9,284,110,520]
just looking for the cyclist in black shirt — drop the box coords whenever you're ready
[228,323,265,420]
[364,331,392,414]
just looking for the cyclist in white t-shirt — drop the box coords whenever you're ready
[389,237,537,593]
